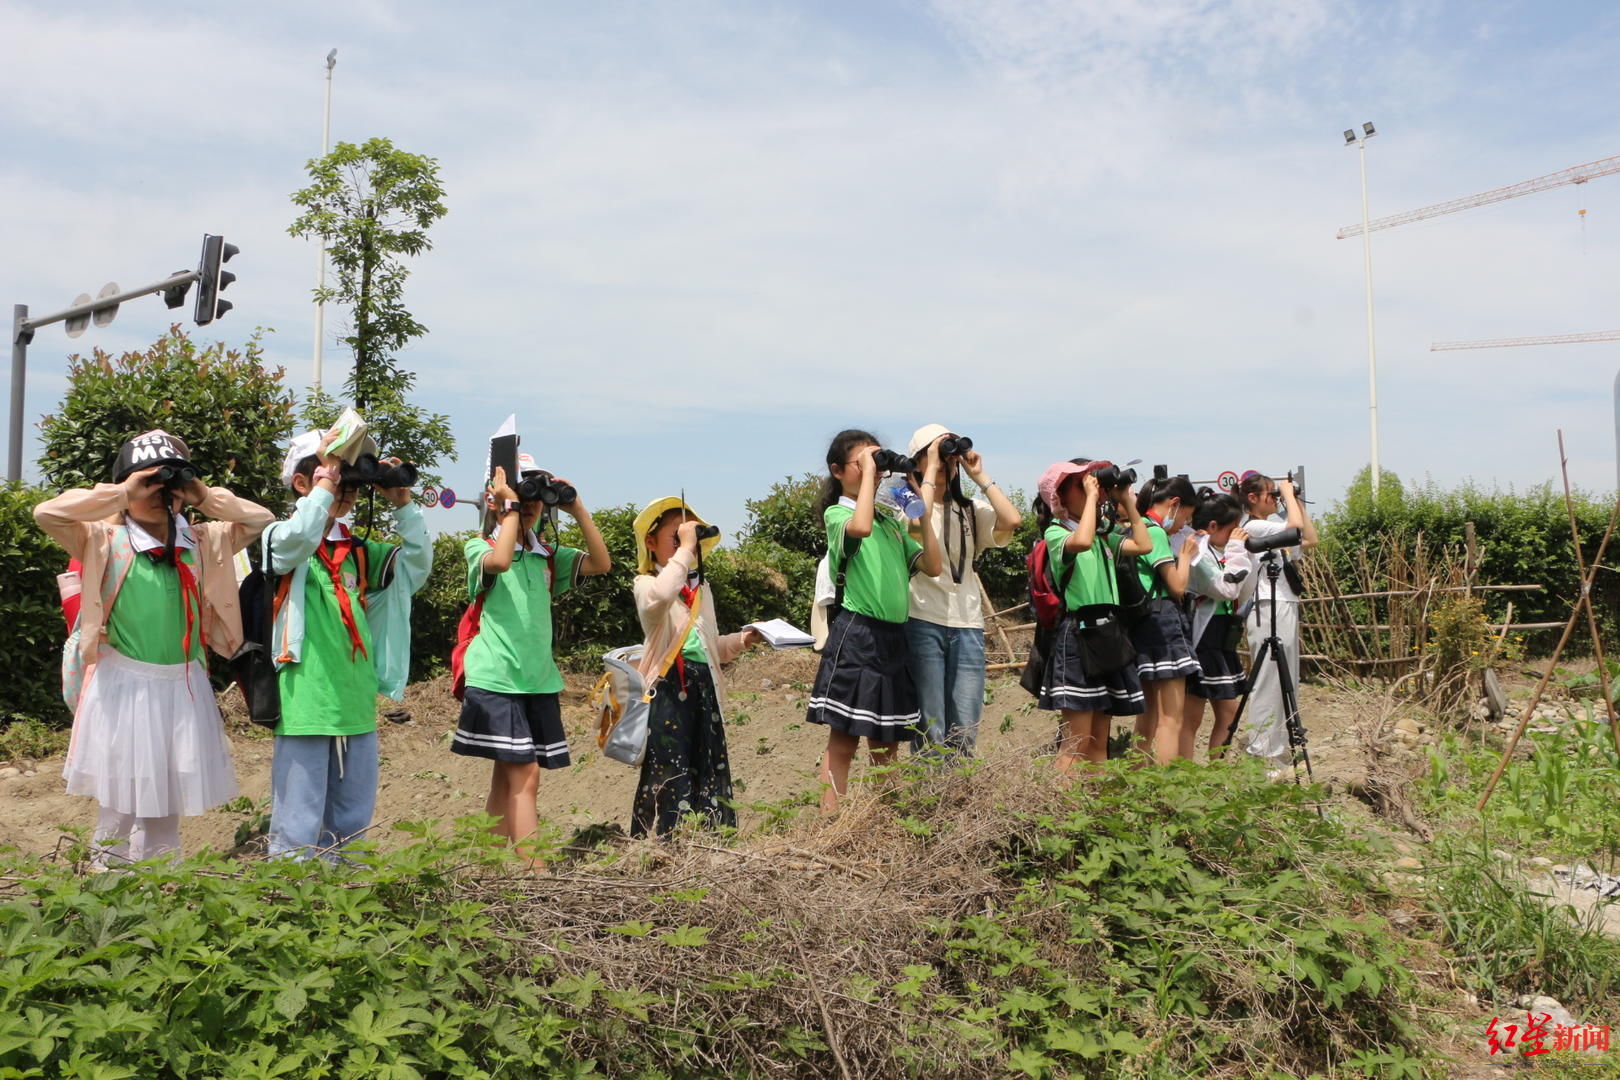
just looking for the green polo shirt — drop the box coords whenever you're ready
[826,504,922,624]
[463,537,584,695]
[277,537,395,737]
[1136,521,1174,597]
[1045,522,1121,612]
[107,549,205,666]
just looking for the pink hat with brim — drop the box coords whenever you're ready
[1038,461,1086,510]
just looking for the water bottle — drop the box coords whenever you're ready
[885,482,926,521]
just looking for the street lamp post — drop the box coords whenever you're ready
[313,48,336,390]
[1345,121,1381,499]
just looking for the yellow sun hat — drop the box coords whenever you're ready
[633,496,721,575]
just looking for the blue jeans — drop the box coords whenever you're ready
[905,620,987,755]
[268,731,380,859]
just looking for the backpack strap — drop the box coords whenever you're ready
[1053,544,1077,615]
[831,532,862,614]
[355,541,369,608]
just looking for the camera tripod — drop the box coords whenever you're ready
[1217,552,1317,799]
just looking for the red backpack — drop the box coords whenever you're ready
[450,594,486,702]
[1027,537,1077,630]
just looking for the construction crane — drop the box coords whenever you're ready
[1337,154,1620,239]
[1431,330,1620,351]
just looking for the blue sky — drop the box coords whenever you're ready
[3,0,1618,540]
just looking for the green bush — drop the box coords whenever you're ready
[1317,468,1616,651]
[705,540,816,630]
[739,473,825,558]
[0,484,70,731]
[0,765,1442,1080]
[554,504,641,653]
[38,327,298,514]
[0,822,597,1080]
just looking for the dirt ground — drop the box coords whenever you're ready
[0,648,1373,858]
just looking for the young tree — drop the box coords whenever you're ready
[289,137,454,486]
[38,326,298,511]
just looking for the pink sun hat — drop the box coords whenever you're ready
[1037,461,1086,510]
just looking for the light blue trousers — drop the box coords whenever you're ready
[905,620,987,755]
[268,730,379,859]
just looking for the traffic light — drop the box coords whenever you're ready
[193,233,239,326]
[162,270,193,310]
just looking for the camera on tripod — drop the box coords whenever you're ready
[1244,526,1301,554]
[515,470,576,507]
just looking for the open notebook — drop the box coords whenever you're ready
[742,619,815,650]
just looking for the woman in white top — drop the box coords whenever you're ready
[901,424,1021,755]
[1234,472,1317,771]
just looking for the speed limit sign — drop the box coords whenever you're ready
[1216,471,1239,493]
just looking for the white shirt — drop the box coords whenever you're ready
[125,515,196,553]
[491,524,552,556]
[906,496,1009,629]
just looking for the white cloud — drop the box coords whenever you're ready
[1,0,1617,524]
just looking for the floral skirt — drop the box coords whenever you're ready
[631,660,735,838]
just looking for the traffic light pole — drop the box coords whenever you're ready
[7,269,200,483]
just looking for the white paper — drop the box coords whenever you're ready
[744,618,815,650]
[328,408,374,464]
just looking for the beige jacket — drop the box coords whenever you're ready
[633,546,747,710]
[35,484,275,667]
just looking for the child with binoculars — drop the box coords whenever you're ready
[454,452,611,861]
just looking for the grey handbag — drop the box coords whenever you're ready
[601,646,650,766]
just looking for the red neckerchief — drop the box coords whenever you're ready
[146,547,205,657]
[317,527,368,661]
[673,578,700,697]
[1145,508,1166,527]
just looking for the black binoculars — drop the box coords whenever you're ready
[1092,463,1137,490]
[515,471,576,507]
[153,462,200,490]
[871,448,916,474]
[695,524,720,541]
[342,454,419,490]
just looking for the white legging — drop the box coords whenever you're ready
[92,806,180,866]
[1244,596,1300,764]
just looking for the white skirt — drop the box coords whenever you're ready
[63,647,238,817]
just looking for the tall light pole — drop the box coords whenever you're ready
[313,48,336,390]
[1345,121,1380,499]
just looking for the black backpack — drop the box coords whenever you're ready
[1113,542,1152,626]
[231,533,288,729]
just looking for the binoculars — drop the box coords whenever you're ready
[871,449,916,475]
[153,463,200,491]
[1091,463,1137,490]
[515,471,576,507]
[341,454,419,490]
